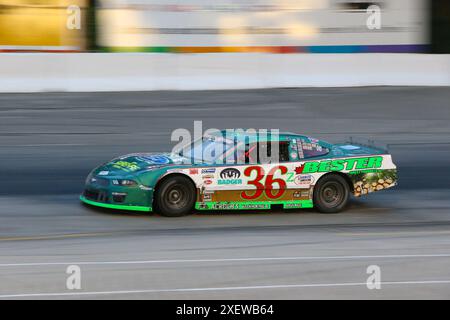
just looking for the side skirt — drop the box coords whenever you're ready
[195,200,313,211]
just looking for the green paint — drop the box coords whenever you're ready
[80,196,152,212]
[196,200,313,210]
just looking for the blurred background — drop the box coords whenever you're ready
[0,0,449,54]
[1,0,450,300]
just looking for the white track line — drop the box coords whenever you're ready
[1,253,450,267]
[1,280,450,298]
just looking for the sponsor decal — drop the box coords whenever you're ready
[220,168,241,179]
[196,200,314,211]
[203,192,213,201]
[352,169,397,197]
[241,204,270,209]
[112,161,140,172]
[201,168,216,174]
[218,168,242,185]
[349,169,383,175]
[294,156,383,174]
[189,168,198,174]
[204,179,213,185]
[293,191,301,198]
[290,152,298,159]
[137,155,170,164]
[284,203,303,209]
[202,174,214,179]
[213,203,239,210]
[98,171,109,176]
[218,179,242,185]
[294,174,314,186]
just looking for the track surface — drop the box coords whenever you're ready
[0,87,450,299]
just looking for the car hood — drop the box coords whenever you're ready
[92,153,187,177]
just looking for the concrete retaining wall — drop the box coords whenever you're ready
[0,53,449,92]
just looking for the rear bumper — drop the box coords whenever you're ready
[80,195,152,212]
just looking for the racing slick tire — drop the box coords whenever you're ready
[313,174,350,214]
[154,175,196,217]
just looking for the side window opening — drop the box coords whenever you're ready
[243,141,290,164]
[278,142,290,162]
[244,144,258,164]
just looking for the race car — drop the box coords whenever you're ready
[80,130,397,216]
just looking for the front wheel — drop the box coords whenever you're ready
[154,175,196,217]
[313,174,350,214]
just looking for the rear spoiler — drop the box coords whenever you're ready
[346,137,389,154]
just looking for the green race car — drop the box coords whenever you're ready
[81,131,397,216]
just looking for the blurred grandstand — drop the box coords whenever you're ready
[0,0,448,53]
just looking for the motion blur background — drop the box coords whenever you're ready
[1,0,450,300]
[0,0,449,53]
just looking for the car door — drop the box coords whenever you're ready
[236,139,295,202]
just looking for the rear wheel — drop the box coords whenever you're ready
[154,175,196,217]
[313,174,349,213]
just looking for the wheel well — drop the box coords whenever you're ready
[152,173,198,207]
[315,172,354,193]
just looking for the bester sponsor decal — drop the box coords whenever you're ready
[295,156,383,174]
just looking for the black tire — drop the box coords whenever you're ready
[154,175,196,217]
[313,174,350,214]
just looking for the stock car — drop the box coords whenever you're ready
[80,131,397,217]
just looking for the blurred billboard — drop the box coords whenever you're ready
[1,0,447,53]
[96,0,429,53]
[0,0,87,52]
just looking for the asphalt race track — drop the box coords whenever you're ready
[0,87,450,299]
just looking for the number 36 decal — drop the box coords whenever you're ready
[241,165,290,200]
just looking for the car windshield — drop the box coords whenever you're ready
[179,136,235,163]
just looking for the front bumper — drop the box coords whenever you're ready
[81,178,153,212]
[80,195,152,212]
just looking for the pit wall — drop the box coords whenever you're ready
[0,53,449,92]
